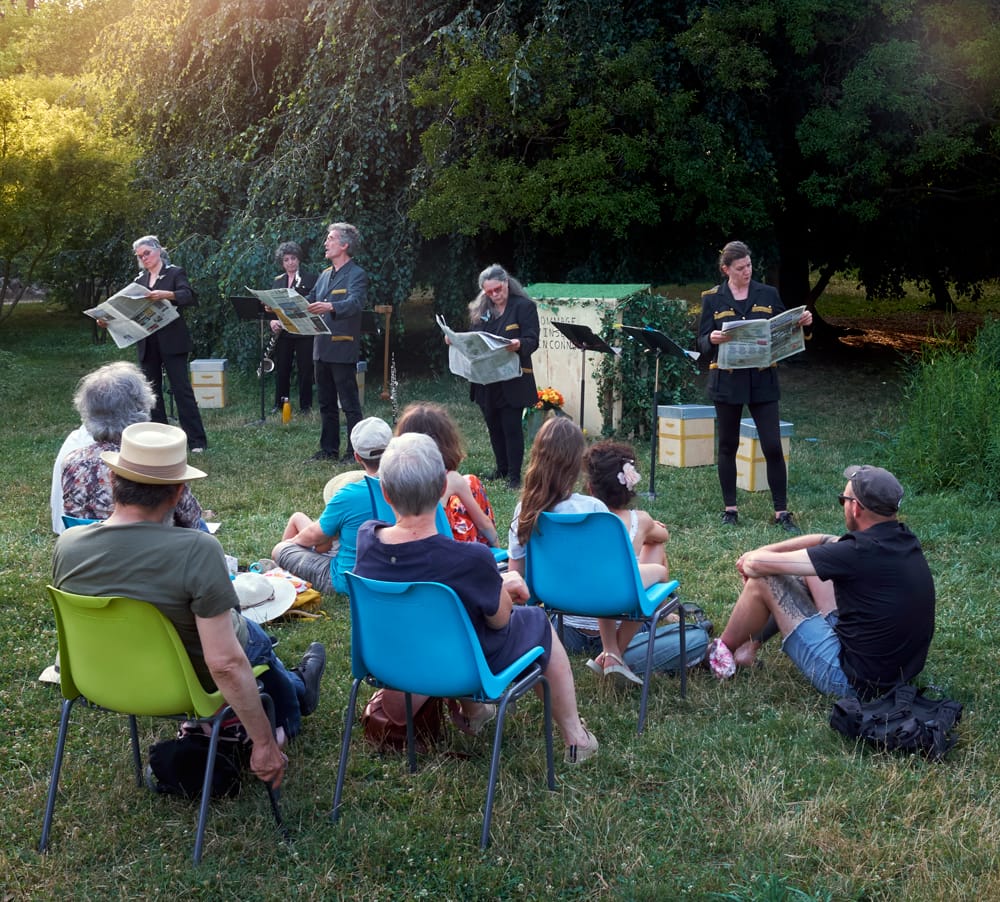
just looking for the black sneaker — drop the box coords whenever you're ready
[775,512,801,534]
[305,450,336,463]
[721,509,739,526]
[293,642,327,717]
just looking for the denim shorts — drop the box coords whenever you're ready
[781,610,854,697]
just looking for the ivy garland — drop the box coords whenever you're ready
[595,291,699,440]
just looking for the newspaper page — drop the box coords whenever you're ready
[84,282,180,349]
[245,286,330,336]
[436,315,521,384]
[717,305,806,369]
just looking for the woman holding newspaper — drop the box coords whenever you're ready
[466,264,539,489]
[697,240,811,532]
[129,235,207,452]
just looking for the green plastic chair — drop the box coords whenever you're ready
[525,511,685,734]
[39,586,280,865]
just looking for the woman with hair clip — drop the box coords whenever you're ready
[268,240,318,414]
[507,419,663,687]
[465,263,539,489]
[129,234,208,452]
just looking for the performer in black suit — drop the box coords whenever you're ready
[305,223,367,462]
[697,240,812,532]
[131,235,208,452]
[268,241,318,414]
[466,263,539,489]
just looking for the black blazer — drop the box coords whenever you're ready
[135,265,197,359]
[697,279,784,405]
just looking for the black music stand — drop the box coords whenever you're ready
[619,325,699,499]
[550,321,617,428]
[230,295,271,425]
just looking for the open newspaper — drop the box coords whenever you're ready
[717,305,807,369]
[436,315,521,384]
[245,286,331,336]
[84,282,180,349]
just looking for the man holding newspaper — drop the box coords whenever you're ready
[698,240,812,533]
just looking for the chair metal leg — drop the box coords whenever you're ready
[637,615,658,734]
[39,697,77,853]
[192,709,228,866]
[678,604,687,699]
[128,715,142,787]
[403,692,417,773]
[331,679,362,822]
[480,697,509,850]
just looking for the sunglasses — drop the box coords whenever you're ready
[838,494,862,507]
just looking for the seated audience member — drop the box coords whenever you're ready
[544,440,671,681]
[60,361,210,530]
[272,417,392,596]
[394,402,500,547]
[52,423,327,785]
[52,423,92,534]
[353,432,598,763]
[508,418,664,687]
[708,465,935,699]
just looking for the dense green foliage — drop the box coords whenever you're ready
[891,318,1000,496]
[595,291,697,440]
[5,0,998,348]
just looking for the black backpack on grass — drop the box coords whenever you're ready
[829,683,962,761]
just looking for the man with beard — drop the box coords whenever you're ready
[707,465,935,700]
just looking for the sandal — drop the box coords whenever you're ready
[449,701,496,737]
[599,652,643,687]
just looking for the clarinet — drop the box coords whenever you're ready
[257,330,279,377]
[390,352,399,425]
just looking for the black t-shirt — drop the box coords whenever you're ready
[807,520,935,696]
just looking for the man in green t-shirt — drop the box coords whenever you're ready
[53,423,326,788]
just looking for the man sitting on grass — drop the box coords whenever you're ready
[52,422,326,788]
[272,417,392,596]
[707,465,935,699]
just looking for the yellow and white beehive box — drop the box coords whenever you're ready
[736,418,793,491]
[657,404,716,467]
[190,358,227,408]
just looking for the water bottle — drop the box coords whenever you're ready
[281,397,291,424]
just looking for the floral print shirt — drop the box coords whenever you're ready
[61,440,204,528]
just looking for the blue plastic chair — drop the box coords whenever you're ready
[332,572,555,849]
[39,586,281,865]
[61,515,98,530]
[524,511,685,734]
[364,474,508,568]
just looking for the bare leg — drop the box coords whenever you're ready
[281,512,312,541]
[539,625,594,747]
[720,574,820,668]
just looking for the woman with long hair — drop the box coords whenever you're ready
[507,418,649,687]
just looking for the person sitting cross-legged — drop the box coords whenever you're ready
[707,465,935,700]
[52,423,327,787]
[272,417,392,597]
[353,432,599,764]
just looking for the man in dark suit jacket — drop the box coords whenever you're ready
[268,241,318,414]
[132,235,208,452]
[305,223,367,462]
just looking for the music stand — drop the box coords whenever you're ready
[550,321,617,428]
[619,325,699,499]
[230,296,271,425]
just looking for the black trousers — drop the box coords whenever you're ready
[272,333,313,410]
[479,403,525,482]
[315,360,362,456]
[714,399,786,511]
[140,340,207,450]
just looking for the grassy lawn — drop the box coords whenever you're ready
[2,295,998,900]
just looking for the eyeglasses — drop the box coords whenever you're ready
[483,284,506,297]
[135,249,153,260]
[838,494,862,507]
